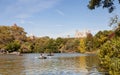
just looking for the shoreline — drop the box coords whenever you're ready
[0,51,97,55]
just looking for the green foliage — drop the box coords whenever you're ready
[10,24,27,42]
[93,29,120,74]
[20,42,33,53]
[88,0,120,13]
[45,39,58,53]
[99,37,120,74]
[94,30,113,48]
[85,33,94,52]
[78,38,86,53]
[55,38,65,49]
[5,40,20,52]
[114,23,120,37]
[88,1,120,74]
[73,39,80,52]
[54,38,80,53]
[0,26,13,45]
[88,0,101,9]
[0,24,27,53]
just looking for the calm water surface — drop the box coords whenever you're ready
[0,53,105,75]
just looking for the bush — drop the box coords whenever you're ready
[6,41,20,52]
[98,37,120,75]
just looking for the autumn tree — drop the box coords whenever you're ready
[0,26,13,47]
[88,1,120,74]
[99,37,120,75]
[55,37,66,52]
[44,38,58,53]
[5,40,20,52]
[94,30,113,48]
[10,24,27,42]
[85,33,94,52]
[0,24,27,52]
[78,38,86,53]
[33,37,50,53]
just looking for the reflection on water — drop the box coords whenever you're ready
[0,54,25,75]
[0,53,105,75]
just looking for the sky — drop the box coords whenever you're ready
[0,0,120,38]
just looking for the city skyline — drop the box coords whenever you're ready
[0,0,120,38]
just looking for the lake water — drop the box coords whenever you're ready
[0,53,106,75]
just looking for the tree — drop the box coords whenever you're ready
[0,26,13,45]
[45,39,58,53]
[73,39,80,52]
[60,38,80,53]
[94,30,113,48]
[20,42,33,53]
[33,37,50,53]
[99,37,120,74]
[114,23,120,37]
[5,40,20,52]
[0,24,27,52]
[10,24,27,42]
[88,1,120,74]
[88,0,120,13]
[55,37,65,52]
[85,33,94,52]
[78,38,86,53]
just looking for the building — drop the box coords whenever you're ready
[75,30,90,38]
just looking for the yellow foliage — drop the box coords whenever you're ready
[78,38,86,53]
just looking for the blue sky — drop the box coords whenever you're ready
[0,0,120,38]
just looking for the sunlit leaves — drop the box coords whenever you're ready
[5,40,20,52]
[99,37,120,74]
[78,38,86,53]
[88,0,101,9]
[0,24,27,52]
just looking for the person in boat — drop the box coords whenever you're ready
[40,53,43,57]
[47,52,54,56]
[40,53,47,59]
